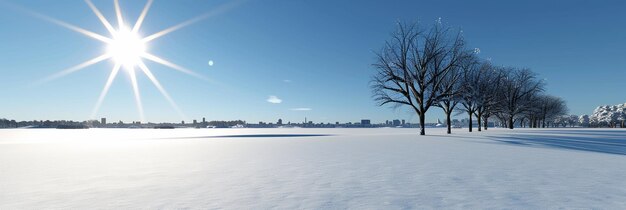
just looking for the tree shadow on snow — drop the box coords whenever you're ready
[484,132,626,156]
[519,129,626,138]
[175,134,333,139]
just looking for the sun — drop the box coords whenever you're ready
[107,27,146,69]
[32,0,240,122]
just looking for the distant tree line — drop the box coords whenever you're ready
[371,21,570,135]
[0,119,19,128]
[206,120,246,128]
[0,118,252,129]
[0,119,87,128]
[588,103,626,128]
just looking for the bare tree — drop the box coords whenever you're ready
[567,115,579,127]
[457,60,484,132]
[523,94,543,128]
[539,95,568,127]
[497,68,544,129]
[473,63,504,131]
[480,68,506,131]
[372,21,469,135]
[435,55,473,134]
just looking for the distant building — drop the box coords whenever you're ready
[401,119,405,125]
[101,118,106,125]
[277,119,283,125]
[461,118,478,127]
[393,119,401,126]
[181,120,185,125]
[202,117,206,124]
[193,120,197,125]
[361,119,371,125]
[452,119,461,127]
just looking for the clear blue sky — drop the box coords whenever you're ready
[1,0,625,124]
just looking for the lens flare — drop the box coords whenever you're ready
[107,27,146,69]
[29,0,243,121]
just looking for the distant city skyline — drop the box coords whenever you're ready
[1,0,625,123]
[2,115,455,129]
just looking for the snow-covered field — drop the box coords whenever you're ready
[1,128,625,209]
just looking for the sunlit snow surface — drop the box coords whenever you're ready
[1,128,626,209]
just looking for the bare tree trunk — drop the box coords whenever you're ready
[468,112,473,132]
[484,117,488,130]
[476,111,482,132]
[508,116,514,129]
[446,112,452,134]
[419,114,426,135]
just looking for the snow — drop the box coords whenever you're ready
[1,128,626,209]
[591,103,626,126]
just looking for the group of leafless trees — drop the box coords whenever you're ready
[371,21,568,135]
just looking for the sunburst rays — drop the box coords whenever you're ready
[91,64,121,119]
[18,0,242,121]
[85,0,116,35]
[132,0,153,33]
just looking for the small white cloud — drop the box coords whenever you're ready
[283,79,292,83]
[290,108,311,111]
[267,95,282,104]
[208,60,214,66]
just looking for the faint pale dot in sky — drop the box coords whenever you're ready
[208,60,214,66]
